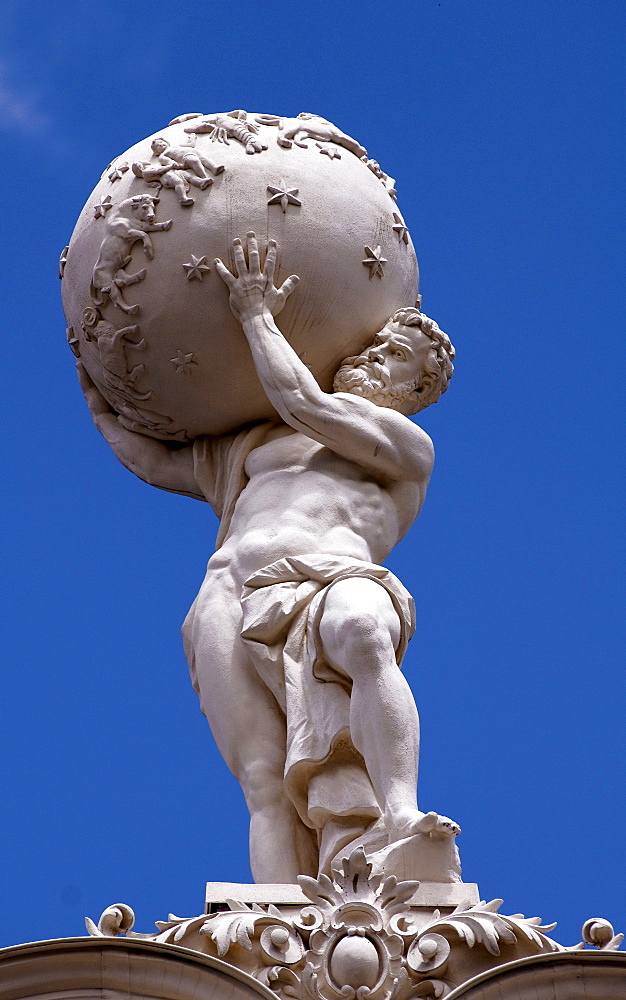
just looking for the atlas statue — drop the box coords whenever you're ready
[63,110,460,883]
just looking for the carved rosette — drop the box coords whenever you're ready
[85,849,623,999]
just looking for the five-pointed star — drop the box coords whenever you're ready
[362,245,388,279]
[108,162,129,182]
[66,326,80,357]
[58,245,69,279]
[170,350,198,375]
[267,179,302,213]
[94,195,113,219]
[183,254,211,280]
[392,212,409,244]
[316,142,341,160]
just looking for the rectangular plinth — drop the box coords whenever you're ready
[205,880,479,913]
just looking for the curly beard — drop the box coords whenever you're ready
[333,357,417,412]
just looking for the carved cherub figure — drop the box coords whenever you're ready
[149,136,224,181]
[256,112,367,158]
[90,194,172,314]
[131,158,209,207]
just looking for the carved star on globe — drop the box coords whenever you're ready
[94,195,113,219]
[170,350,199,375]
[58,245,69,279]
[267,179,302,213]
[316,142,341,160]
[362,245,388,279]
[66,326,80,358]
[108,161,129,182]
[183,254,211,280]
[392,212,409,244]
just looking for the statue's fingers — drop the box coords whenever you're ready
[280,274,300,300]
[246,232,260,274]
[214,258,235,287]
[264,239,277,284]
[76,362,111,415]
[232,238,247,277]
[76,360,93,392]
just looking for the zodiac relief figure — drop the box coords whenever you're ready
[132,137,225,207]
[81,306,150,400]
[90,194,172,314]
[362,157,397,199]
[182,110,268,154]
[79,307,175,437]
[255,112,367,158]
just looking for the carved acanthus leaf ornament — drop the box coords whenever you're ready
[85,849,623,999]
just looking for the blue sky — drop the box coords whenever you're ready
[1,0,624,953]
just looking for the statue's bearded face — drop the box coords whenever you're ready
[333,322,433,414]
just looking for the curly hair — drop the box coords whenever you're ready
[391,307,456,413]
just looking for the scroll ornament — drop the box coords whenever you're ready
[85,849,623,999]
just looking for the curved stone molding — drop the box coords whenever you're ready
[84,850,624,999]
[444,952,626,999]
[0,937,276,1000]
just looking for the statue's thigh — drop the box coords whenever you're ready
[318,578,401,676]
[184,582,287,779]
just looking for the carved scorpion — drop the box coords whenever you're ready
[182,110,268,155]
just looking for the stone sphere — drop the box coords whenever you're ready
[329,933,381,988]
[61,111,419,440]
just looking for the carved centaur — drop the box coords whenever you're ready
[90,194,172,314]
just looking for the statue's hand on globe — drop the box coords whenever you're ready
[214,233,300,324]
[76,360,199,500]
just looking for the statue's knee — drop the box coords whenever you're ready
[240,760,285,812]
[321,581,400,661]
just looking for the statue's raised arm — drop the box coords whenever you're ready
[214,233,453,487]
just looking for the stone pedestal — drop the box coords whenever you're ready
[3,935,623,1000]
[2,854,624,999]
[43,849,619,999]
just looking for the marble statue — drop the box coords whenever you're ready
[77,231,458,883]
[49,108,625,1000]
[63,110,459,884]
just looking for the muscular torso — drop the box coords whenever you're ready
[207,424,426,588]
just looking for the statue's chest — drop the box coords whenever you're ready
[244,429,362,482]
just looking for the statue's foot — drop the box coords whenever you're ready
[388,809,461,841]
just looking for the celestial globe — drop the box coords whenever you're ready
[61,110,419,440]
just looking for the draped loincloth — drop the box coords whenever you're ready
[240,554,416,835]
